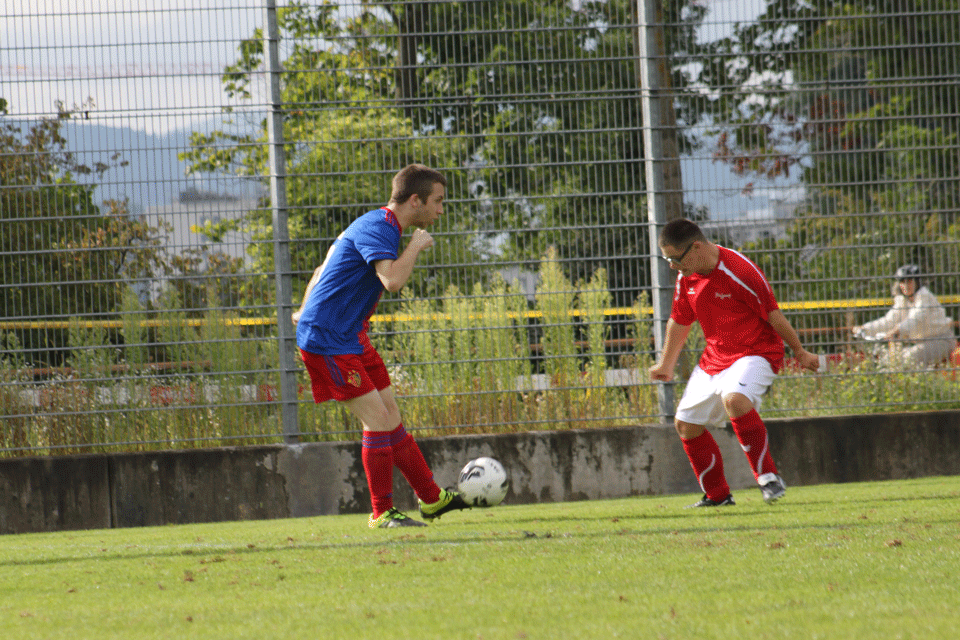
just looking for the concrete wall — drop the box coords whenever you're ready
[2,410,959,534]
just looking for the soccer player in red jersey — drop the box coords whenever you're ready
[292,164,469,528]
[648,218,820,507]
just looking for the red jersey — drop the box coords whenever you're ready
[670,246,784,374]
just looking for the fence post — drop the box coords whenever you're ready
[637,0,682,422]
[264,0,300,443]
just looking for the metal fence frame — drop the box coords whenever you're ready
[2,0,959,456]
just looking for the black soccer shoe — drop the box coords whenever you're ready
[686,494,736,508]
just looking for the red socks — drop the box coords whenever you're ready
[361,426,442,517]
[681,430,731,501]
[730,409,777,480]
[361,431,394,517]
[681,410,778,501]
[390,425,441,505]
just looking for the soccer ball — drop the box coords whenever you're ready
[457,457,509,507]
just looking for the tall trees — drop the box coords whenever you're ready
[183,2,470,303]
[184,0,711,307]
[696,0,960,298]
[0,110,168,366]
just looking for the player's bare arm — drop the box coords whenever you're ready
[375,228,434,293]
[767,309,819,371]
[648,318,693,382]
[291,265,324,326]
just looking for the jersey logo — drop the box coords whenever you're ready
[715,292,732,299]
[347,371,362,388]
[687,288,696,295]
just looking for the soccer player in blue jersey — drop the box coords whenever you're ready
[292,164,470,528]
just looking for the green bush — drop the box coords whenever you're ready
[6,260,959,459]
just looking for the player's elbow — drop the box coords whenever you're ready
[378,274,406,293]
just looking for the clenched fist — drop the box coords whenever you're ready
[410,228,434,251]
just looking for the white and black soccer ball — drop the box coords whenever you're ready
[457,457,509,507]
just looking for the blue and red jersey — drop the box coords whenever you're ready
[670,246,785,374]
[296,207,402,355]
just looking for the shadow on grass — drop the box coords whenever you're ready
[4,502,954,570]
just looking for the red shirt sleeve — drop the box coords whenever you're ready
[670,273,696,325]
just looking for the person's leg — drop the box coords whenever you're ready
[720,357,784,503]
[903,338,955,369]
[359,349,468,520]
[724,395,777,481]
[301,348,425,527]
[677,420,732,503]
[345,390,399,519]
[357,348,443,504]
[675,366,733,504]
[377,387,442,504]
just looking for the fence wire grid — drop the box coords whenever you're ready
[1,0,959,456]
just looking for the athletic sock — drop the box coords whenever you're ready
[730,408,777,481]
[361,431,395,517]
[390,424,441,504]
[681,430,731,501]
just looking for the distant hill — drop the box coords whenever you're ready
[61,121,259,212]
[58,122,795,222]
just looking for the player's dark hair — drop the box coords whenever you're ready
[390,164,446,205]
[659,218,706,248]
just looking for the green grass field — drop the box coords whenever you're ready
[2,476,959,640]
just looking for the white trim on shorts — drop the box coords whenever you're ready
[675,356,775,427]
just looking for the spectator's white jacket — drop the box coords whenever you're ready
[861,286,955,341]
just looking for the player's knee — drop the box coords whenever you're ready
[379,398,401,425]
[675,420,704,439]
[722,392,754,418]
[722,393,753,418]
[366,407,393,430]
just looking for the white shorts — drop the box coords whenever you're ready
[675,356,776,427]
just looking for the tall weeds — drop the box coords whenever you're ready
[5,260,957,458]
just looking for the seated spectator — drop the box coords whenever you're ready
[852,264,956,368]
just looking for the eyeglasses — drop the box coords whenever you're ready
[662,242,695,266]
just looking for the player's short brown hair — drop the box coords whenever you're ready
[390,164,446,205]
[659,218,707,249]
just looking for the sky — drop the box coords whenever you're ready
[1,0,793,215]
[2,0,771,134]
[1,0,262,135]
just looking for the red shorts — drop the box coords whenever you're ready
[299,345,391,402]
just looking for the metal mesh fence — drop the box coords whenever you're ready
[2,0,958,456]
